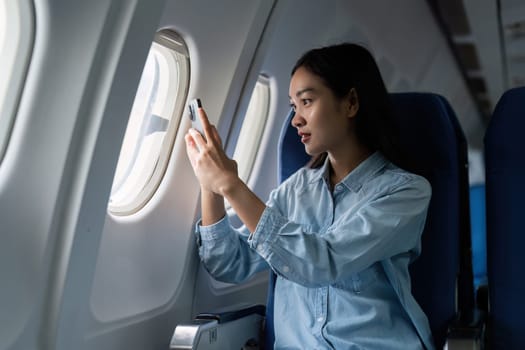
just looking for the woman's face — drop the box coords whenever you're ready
[288,66,357,156]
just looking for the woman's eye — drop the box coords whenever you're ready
[302,99,312,106]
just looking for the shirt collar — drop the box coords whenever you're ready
[309,151,388,192]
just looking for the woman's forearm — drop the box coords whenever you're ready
[201,189,226,226]
[221,178,266,233]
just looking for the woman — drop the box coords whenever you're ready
[185,43,434,349]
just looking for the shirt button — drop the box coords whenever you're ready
[317,317,324,322]
[282,266,290,273]
[256,244,263,252]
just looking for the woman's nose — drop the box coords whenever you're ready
[291,111,304,128]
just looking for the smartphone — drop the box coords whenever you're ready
[188,98,205,138]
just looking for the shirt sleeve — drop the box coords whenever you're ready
[247,175,431,288]
[195,215,269,284]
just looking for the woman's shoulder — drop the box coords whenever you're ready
[276,166,323,194]
[371,161,432,196]
[277,165,323,191]
[268,166,321,210]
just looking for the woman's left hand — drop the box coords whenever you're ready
[185,106,239,196]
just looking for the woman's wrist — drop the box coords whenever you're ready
[201,187,226,226]
[201,187,222,199]
[219,175,243,199]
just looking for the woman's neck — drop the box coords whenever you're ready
[328,145,373,188]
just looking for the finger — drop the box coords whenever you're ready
[185,132,197,150]
[211,125,223,147]
[184,133,199,168]
[188,128,207,151]
[185,133,200,157]
[197,107,217,146]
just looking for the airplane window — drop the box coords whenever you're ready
[232,75,270,183]
[0,0,34,165]
[108,31,189,215]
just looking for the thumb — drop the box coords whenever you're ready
[184,133,199,168]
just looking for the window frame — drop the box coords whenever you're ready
[232,74,271,183]
[0,0,35,165]
[108,30,190,216]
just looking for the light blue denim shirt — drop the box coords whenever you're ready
[196,152,434,349]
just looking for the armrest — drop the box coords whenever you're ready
[445,309,486,350]
[170,304,266,350]
[195,304,265,323]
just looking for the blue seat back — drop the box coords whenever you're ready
[277,109,311,182]
[391,93,473,348]
[484,86,525,349]
[266,93,473,349]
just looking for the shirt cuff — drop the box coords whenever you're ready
[248,206,285,258]
[195,215,229,244]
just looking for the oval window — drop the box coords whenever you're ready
[0,0,34,165]
[233,75,270,182]
[108,31,189,215]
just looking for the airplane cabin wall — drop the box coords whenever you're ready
[0,0,166,349]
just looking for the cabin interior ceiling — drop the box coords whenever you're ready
[429,0,525,125]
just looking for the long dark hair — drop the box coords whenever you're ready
[291,43,405,169]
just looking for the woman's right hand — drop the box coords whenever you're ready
[184,106,240,196]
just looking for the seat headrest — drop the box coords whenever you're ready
[485,86,525,167]
[277,109,310,183]
[389,92,464,177]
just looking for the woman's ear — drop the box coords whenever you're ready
[347,88,359,118]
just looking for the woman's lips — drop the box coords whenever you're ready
[299,133,311,143]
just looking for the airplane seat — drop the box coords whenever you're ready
[391,93,483,349]
[484,86,525,349]
[391,93,464,349]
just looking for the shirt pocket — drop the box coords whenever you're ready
[331,263,382,294]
